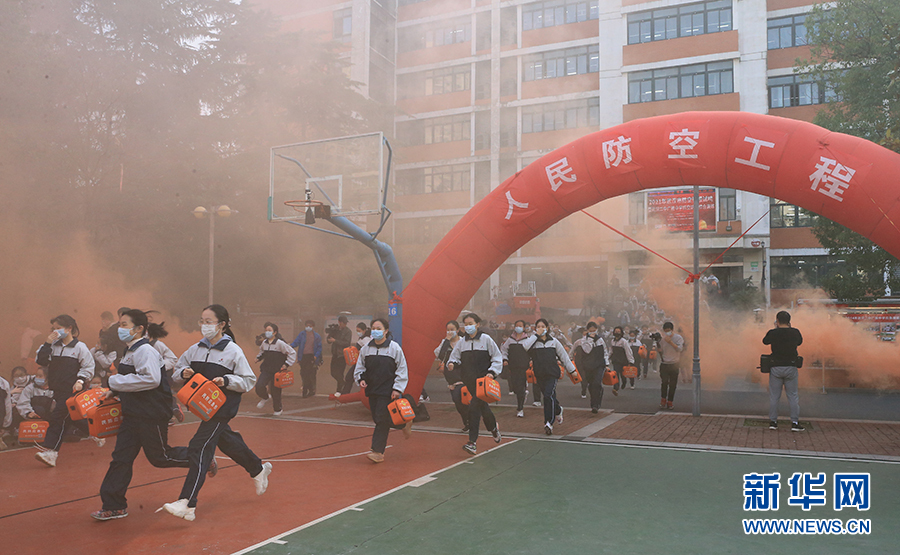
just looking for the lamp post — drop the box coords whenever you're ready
[193,205,236,305]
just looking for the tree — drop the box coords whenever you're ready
[802,0,900,301]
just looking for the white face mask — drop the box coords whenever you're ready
[305,326,313,332]
[514,326,524,334]
[666,331,673,336]
[264,330,274,339]
[447,330,457,339]
[201,324,219,341]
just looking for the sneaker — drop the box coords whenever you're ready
[462,442,477,455]
[491,424,501,443]
[252,462,273,495]
[35,449,58,467]
[556,406,564,425]
[516,410,524,418]
[591,408,599,414]
[666,401,674,410]
[208,458,218,478]
[581,394,587,399]
[660,397,666,409]
[532,401,541,407]
[91,508,128,521]
[367,451,385,463]
[791,422,805,432]
[544,423,553,436]
[630,385,635,390]
[333,392,341,398]
[769,421,778,430]
[91,436,106,448]
[158,499,195,521]
[256,399,269,410]
[403,420,413,439]
[461,424,469,433]
[273,410,283,416]
[612,389,618,396]
[173,404,184,423]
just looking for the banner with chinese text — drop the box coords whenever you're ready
[647,188,717,232]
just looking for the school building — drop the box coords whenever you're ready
[255,0,831,314]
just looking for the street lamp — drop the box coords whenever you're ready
[193,205,237,305]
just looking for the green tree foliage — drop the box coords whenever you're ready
[803,0,900,301]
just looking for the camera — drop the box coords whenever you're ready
[649,332,662,342]
[325,323,341,338]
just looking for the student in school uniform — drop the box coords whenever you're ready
[522,319,577,435]
[34,314,97,467]
[354,318,412,463]
[573,322,609,414]
[434,320,467,431]
[625,329,642,390]
[255,322,297,416]
[160,304,272,522]
[448,313,502,456]
[608,326,635,397]
[500,319,531,418]
[91,310,196,521]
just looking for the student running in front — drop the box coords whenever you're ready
[255,322,297,416]
[91,309,196,521]
[353,318,412,463]
[500,319,531,418]
[34,314,98,467]
[608,326,635,396]
[626,329,642,390]
[522,319,577,435]
[160,304,272,521]
[447,313,502,455]
[573,322,609,414]
[146,320,183,423]
[434,320,468,431]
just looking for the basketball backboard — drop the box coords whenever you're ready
[269,132,386,222]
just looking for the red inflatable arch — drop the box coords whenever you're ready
[400,111,900,399]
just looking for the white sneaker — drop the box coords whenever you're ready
[35,449,58,467]
[532,401,541,407]
[273,410,283,416]
[158,499,195,521]
[91,436,106,448]
[256,399,269,409]
[556,406,564,425]
[581,394,587,399]
[630,385,635,390]
[333,392,341,398]
[516,410,524,418]
[253,462,273,495]
[491,424,502,443]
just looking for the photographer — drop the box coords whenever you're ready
[658,322,683,410]
[763,311,804,432]
[326,316,353,396]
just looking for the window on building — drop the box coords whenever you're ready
[396,164,471,195]
[770,199,814,228]
[523,45,599,81]
[767,14,807,50]
[719,188,736,221]
[423,114,471,144]
[333,8,352,43]
[627,1,732,45]
[398,18,472,52]
[522,0,599,31]
[628,193,645,225]
[425,66,471,96]
[768,75,835,108]
[522,98,600,133]
[771,256,842,289]
[628,61,733,103]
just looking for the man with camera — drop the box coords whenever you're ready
[658,322,683,410]
[326,316,353,396]
[763,310,804,431]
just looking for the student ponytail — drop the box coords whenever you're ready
[205,304,237,344]
[147,322,169,340]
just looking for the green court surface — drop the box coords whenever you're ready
[241,439,899,555]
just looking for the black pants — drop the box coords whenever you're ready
[368,394,408,454]
[330,356,346,392]
[508,366,528,411]
[613,363,632,390]
[640,356,649,378]
[299,354,317,397]
[583,368,604,410]
[255,370,282,412]
[660,363,679,402]
[449,384,469,428]
[465,382,497,444]
[537,377,562,425]
[41,387,88,451]
[340,365,356,394]
[179,418,264,508]
[100,416,190,510]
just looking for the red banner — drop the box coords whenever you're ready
[647,188,716,232]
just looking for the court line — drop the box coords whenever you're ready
[229,438,521,555]
[220,446,393,463]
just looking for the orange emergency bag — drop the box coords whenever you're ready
[177,373,224,421]
[19,420,49,441]
[274,371,294,388]
[388,398,416,425]
[526,368,536,384]
[343,346,360,365]
[649,350,657,360]
[460,386,472,405]
[86,398,123,438]
[602,368,619,386]
[476,376,501,403]
[66,388,109,421]
[623,366,639,379]
[638,346,648,358]
[559,362,582,384]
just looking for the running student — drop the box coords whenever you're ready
[147,320,183,423]
[500,319,531,418]
[340,322,370,394]
[625,329,641,390]
[608,326,634,396]
[522,319,577,435]
[448,313,502,456]
[92,310,195,521]
[434,320,467,431]
[160,304,271,522]
[574,322,609,414]
[34,314,97,467]
[354,318,412,463]
[255,322,297,416]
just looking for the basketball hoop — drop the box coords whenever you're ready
[285,199,331,221]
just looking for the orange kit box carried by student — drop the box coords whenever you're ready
[66,388,109,421]
[623,366,638,379]
[344,346,360,365]
[86,399,123,438]
[602,368,619,387]
[388,398,416,425]
[476,376,501,403]
[526,368,537,384]
[649,350,657,360]
[274,370,294,388]
[564,364,582,384]
[638,345,648,358]
[177,373,224,421]
[18,420,49,441]
[460,386,472,405]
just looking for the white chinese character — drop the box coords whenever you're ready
[602,135,633,169]
[809,156,856,202]
[505,191,529,220]
[787,472,828,511]
[545,157,577,191]
[743,472,781,511]
[668,128,700,159]
[834,473,870,511]
[735,136,776,171]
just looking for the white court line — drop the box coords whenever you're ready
[215,446,393,463]
[229,438,521,555]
